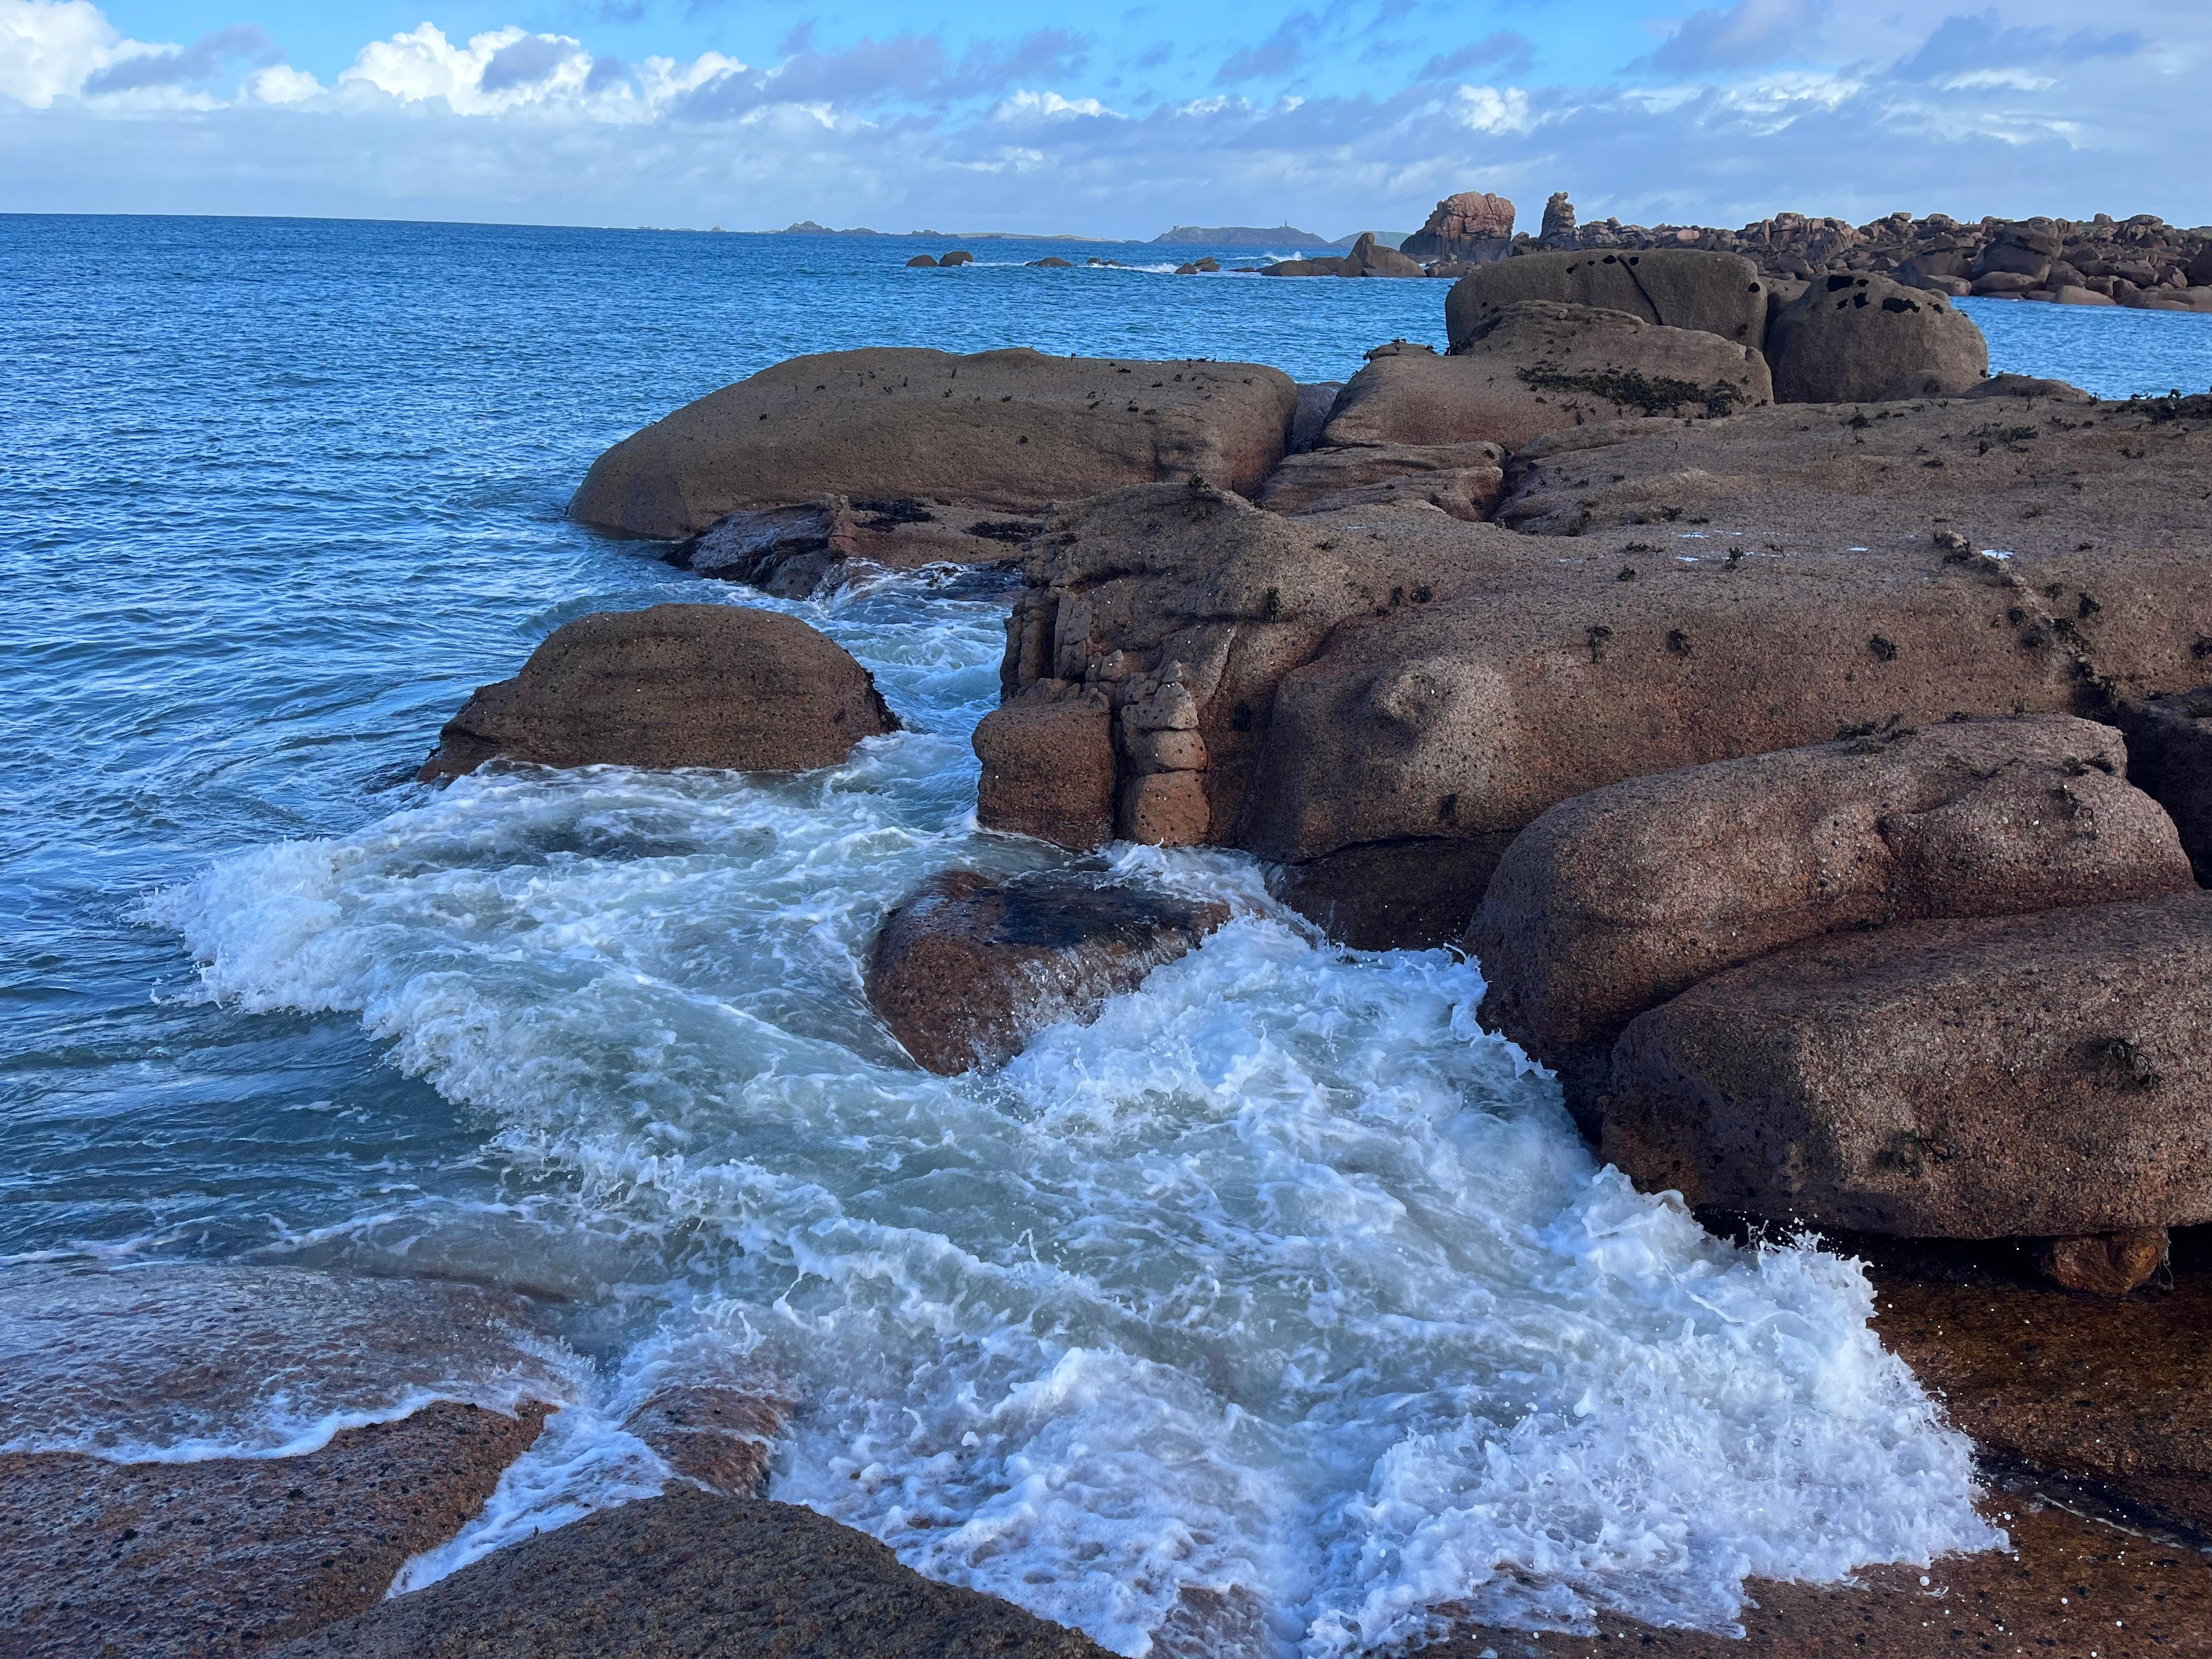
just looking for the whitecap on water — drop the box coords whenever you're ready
[145,582,1998,1655]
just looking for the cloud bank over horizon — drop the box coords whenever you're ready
[2,0,2207,237]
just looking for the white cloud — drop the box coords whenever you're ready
[1,0,125,106]
[1451,84,1533,134]
[994,90,1113,121]
[340,24,611,116]
[244,63,321,105]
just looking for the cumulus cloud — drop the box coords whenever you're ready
[82,22,272,93]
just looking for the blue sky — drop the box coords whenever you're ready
[5,1,2208,235]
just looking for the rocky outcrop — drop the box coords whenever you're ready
[1764,273,1989,402]
[622,1386,788,1500]
[1256,440,1504,519]
[972,682,1118,850]
[940,249,973,266]
[1469,718,2194,1127]
[2113,686,2212,884]
[1497,390,2212,558]
[1402,191,1515,264]
[0,1263,560,1659]
[1445,249,1772,348]
[272,1488,1110,1659]
[418,605,897,781]
[1286,382,1341,453]
[1321,308,1771,451]
[1338,232,1424,278]
[979,465,2212,943]
[1260,256,1347,277]
[670,498,1028,598]
[1602,891,2212,1237]
[864,872,1228,1073]
[1537,191,1576,247]
[905,255,937,268]
[568,348,1299,539]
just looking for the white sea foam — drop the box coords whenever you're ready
[146,582,2000,1655]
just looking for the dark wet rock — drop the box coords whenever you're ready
[2113,686,2212,885]
[270,1487,1110,1659]
[3,1404,548,1659]
[1027,257,1073,268]
[0,1262,561,1659]
[1868,1234,2212,1532]
[569,347,1298,539]
[1962,371,2096,402]
[1444,248,1771,348]
[1604,891,2212,1238]
[1322,303,1771,451]
[865,872,1229,1074]
[672,497,1025,599]
[1423,1502,2212,1659]
[905,254,937,268]
[939,249,973,266]
[972,682,1118,851]
[1469,717,2193,1130]
[1273,836,1517,951]
[1339,232,1423,278]
[2037,1227,2170,1295]
[1260,256,1347,277]
[1764,273,1989,402]
[418,605,897,781]
[623,1385,787,1499]
[1257,441,1504,517]
[1172,257,1222,274]
[1286,382,1341,454]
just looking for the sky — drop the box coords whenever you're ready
[3,0,2208,237]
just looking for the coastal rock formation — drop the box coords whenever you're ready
[1764,273,1989,402]
[418,605,896,781]
[671,497,1028,598]
[0,1263,561,1659]
[1286,382,1341,453]
[1338,232,1424,278]
[1444,249,1771,347]
[568,347,1299,539]
[272,1488,1111,1659]
[940,249,973,266]
[2114,686,2212,884]
[972,682,1119,850]
[1602,891,2212,1237]
[864,872,1228,1074]
[905,255,937,268]
[1260,256,1347,277]
[1321,306,1771,450]
[1256,439,1505,518]
[1401,190,1514,264]
[1469,717,2193,1127]
[1538,191,1576,246]
[622,1385,788,1499]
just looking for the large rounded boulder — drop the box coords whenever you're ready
[1444,249,1771,349]
[1764,273,1989,402]
[418,604,896,781]
[569,347,1299,539]
[1321,306,1771,451]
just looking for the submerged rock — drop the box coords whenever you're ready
[418,604,897,781]
[271,1487,1109,1659]
[0,1262,559,1659]
[1764,272,1989,402]
[864,872,1228,1074]
[1444,248,1772,348]
[1321,304,1771,450]
[1603,891,2212,1238]
[623,1385,788,1499]
[568,347,1299,539]
[1469,716,2193,1127]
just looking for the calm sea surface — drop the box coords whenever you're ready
[4,215,2207,1655]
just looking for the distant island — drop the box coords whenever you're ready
[1153,224,1333,249]
[775,221,1105,240]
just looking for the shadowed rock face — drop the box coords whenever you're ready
[2114,686,2212,885]
[270,1488,1111,1659]
[1469,716,2194,1126]
[419,604,898,781]
[1320,307,1771,451]
[568,347,1300,539]
[1765,272,1989,402]
[1444,247,1772,347]
[1604,891,2212,1238]
[865,872,1229,1074]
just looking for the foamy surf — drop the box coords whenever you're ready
[144,577,1999,1655]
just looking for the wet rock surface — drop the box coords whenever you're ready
[419,604,898,781]
[622,1385,788,1499]
[1603,891,2212,1237]
[972,682,1119,850]
[865,871,1229,1074]
[1867,1232,2212,1534]
[669,498,1024,599]
[1322,305,1771,450]
[1423,1502,2212,1659]
[3,1403,549,1659]
[272,1487,1111,1659]
[568,346,1299,539]
[1469,716,2193,1125]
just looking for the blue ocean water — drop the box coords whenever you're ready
[2,214,2204,1655]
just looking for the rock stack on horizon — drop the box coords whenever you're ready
[1401,189,1515,267]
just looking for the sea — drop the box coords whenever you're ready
[4,213,2209,1656]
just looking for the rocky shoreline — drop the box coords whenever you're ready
[25,242,2212,1654]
